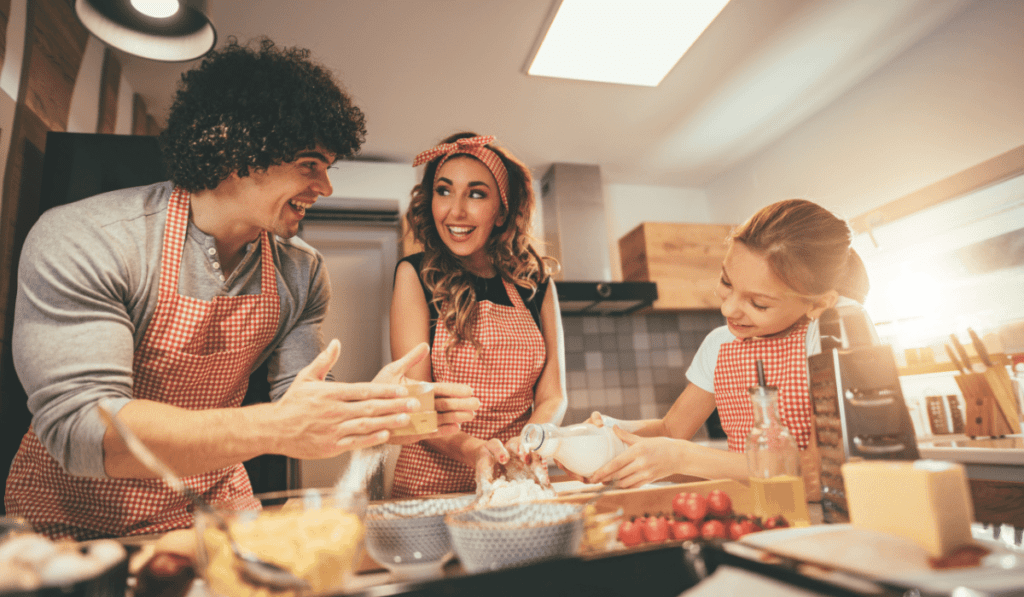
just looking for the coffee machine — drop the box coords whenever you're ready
[808,305,919,523]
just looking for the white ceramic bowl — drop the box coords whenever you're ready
[444,501,584,574]
[363,495,475,580]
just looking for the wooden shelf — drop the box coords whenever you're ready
[899,352,1014,377]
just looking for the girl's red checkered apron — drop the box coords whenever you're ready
[5,188,280,540]
[391,278,546,497]
[713,321,813,453]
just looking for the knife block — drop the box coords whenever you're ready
[955,366,1021,437]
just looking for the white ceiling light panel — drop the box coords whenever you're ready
[528,0,732,87]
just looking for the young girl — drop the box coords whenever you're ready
[388,133,567,498]
[587,199,871,490]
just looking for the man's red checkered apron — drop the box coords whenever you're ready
[713,321,813,454]
[390,278,546,498]
[5,188,279,540]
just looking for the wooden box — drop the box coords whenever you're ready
[618,222,734,310]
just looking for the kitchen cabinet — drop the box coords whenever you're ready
[619,222,734,311]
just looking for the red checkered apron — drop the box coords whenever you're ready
[390,278,546,497]
[713,321,813,453]
[5,188,279,540]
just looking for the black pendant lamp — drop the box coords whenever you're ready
[75,0,217,62]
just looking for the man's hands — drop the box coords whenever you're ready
[271,340,478,459]
[373,342,479,445]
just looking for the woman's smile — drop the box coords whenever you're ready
[445,224,476,239]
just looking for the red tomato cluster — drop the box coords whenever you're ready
[617,489,789,547]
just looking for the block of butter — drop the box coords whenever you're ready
[841,459,974,558]
[390,381,437,437]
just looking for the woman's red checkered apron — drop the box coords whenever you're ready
[390,278,546,497]
[5,188,279,540]
[713,321,813,454]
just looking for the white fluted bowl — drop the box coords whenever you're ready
[444,501,584,573]
[363,495,475,580]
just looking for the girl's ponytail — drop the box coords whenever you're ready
[838,249,870,304]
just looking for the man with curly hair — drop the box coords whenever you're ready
[6,39,478,541]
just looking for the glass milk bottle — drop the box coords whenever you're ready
[520,422,625,477]
[746,359,810,523]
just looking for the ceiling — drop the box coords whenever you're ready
[117,0,973,188]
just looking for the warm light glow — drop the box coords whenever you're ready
[527,0,732,87]
[855,173,1024,354]
[131,0,179,19]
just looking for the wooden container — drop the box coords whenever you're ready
[552,478,776,523]
[955,366,1021,437]
[618,222,734,310]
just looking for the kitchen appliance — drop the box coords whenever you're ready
[946,394,966,433]
[554,281,658,315]
[808,306,920,524]
[540,163,658,315]
[925,395,950,435]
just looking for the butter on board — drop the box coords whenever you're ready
[841,459,974,558]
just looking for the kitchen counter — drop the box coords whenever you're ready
[108,474,1017,597]
[916,434,1024,530]
[345,544,699,597]
[917,434,1024,468]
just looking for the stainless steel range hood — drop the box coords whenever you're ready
[540,163,657,315]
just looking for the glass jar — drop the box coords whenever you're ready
[746,383,810,523]
[520,422,625,477]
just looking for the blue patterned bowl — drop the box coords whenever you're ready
[363,495,475,580]
[444,501,584,574]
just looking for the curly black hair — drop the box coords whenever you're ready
[160,37,367,191]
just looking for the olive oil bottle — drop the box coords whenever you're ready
[746,359,810,524]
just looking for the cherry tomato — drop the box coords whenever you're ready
[671,519,700,541]
[728,519,746,540]
[642,515,670,543]
[681,493,708,522]
[618,518,644,546]
[671,492,690,518]
[739,518,762,535]
[706,489,733,518]
[763,515,790,530]
[700,518,727,540]
[728,517,762,540]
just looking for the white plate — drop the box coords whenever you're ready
[736,523,1024,595]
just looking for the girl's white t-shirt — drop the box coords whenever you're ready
[685,297,874,393]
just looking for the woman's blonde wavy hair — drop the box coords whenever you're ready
[406,132,557,360]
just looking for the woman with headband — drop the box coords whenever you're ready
[388,132,568,498]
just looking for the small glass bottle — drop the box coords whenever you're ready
[746,359,810,523]
[520,422,626,477]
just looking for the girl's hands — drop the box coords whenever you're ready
[587,426,688,489]
[474,438,511,485]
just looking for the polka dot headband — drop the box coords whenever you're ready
[412,135,509,210]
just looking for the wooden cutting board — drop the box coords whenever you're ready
[551,478,762,521]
